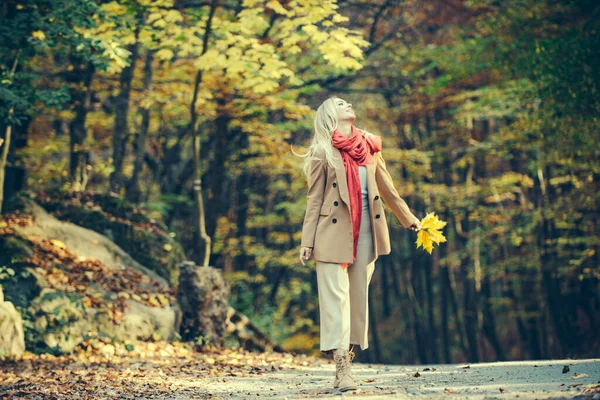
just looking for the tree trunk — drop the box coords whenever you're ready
[426,253,439,363]
[481,275,506,361]
[0,124,12,214]
[440,263,452,363]
[110,22,141,194]
[69,62,95,191]
[204,109,232,242]
[126,50,154,203]
[368,287,384,363]
[189,0,219,266]
[409,260,428,363]
[380,255,392,318]
[0,51,21,213]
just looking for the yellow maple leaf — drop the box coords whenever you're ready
[416,230,434,254]
[415,212,447,254]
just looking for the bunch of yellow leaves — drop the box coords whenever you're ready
[416,212,447,254]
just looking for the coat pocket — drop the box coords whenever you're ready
[319,205,331,216]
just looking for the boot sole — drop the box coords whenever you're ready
[339,385,357,392]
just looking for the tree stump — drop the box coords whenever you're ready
[177,262,230,346]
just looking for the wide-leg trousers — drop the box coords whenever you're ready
[316,205,377,352]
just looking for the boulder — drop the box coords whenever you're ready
[10,200,169,288]
[27,288,180,354]
[0,198,182,354]
[7,191,188,285]
[27,289,92,354]
[0,235,42,311]
[177,262,230,346]
[0,285,26,357]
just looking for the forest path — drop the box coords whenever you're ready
[200,357,600,399]
[1,345,598,399]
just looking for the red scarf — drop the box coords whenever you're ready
[331,125,382,268]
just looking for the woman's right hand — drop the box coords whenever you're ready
[299,247,313,266]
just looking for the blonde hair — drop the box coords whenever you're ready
[292,96,376,177]
[292,97,342,177]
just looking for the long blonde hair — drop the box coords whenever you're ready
[292,97,343,177]
[292,96,375,177]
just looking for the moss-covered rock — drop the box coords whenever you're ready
[6,190,187,285]
[0,200,182,355]
[26,289,92,354]
[0,235,43,311]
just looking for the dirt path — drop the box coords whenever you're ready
[199,357,600,399]
[1,343,598,399]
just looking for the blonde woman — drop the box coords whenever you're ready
[296,97,421,392]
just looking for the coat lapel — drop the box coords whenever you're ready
[332,149,351,208]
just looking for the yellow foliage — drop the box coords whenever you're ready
[416,212,447,254]
[32,30,46,41]
[266,0,291,16]
[102,1,127,15]
[155,48,174,61]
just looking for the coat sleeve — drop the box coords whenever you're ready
[374,151,420,228]
[300,154,327,248]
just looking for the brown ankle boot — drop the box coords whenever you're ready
[333,349,357,392]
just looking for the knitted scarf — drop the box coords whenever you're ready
[331,125,382,268]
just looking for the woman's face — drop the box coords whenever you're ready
[334,98,355,122]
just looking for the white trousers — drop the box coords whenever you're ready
[316,205,376,352]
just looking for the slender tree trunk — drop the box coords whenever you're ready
[448,223,470,357]
[381,255,391,317]
[204,109,232,241]
[69,62,95,191]
[189,0,219,267]
[126,50,154,203]
[462,257,480,362]
[368,288,383,363]
[0,125,11,214]
[0,51,21,213]
[426,253,439,363]
[409,261,428,363]
[481,275,506,360]
[110,22,141,194]
[440,263,452,363]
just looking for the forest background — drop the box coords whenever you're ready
[1,0,598,365]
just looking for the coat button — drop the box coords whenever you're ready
[375,214,381,219]
[332,218,337,224]
[374,195,379,200]
[334,201,339,206]
[333,182,337,188]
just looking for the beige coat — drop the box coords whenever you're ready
[301,144,420,264]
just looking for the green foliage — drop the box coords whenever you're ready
[0,0,101,125]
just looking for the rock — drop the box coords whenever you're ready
[0,285,26,357]
[95,299,180,342]
[9,191,188,285]
[1,197,182,354]
[0,235,42,310]
[27,288,181,354]
[27,289,93,354]
[10,199,170,289]
[177,262,230,346]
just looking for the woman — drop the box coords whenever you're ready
[297,97,422,392]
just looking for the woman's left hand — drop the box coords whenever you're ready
[408,220,422,232]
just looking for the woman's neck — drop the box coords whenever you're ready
[338,121,352,137]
